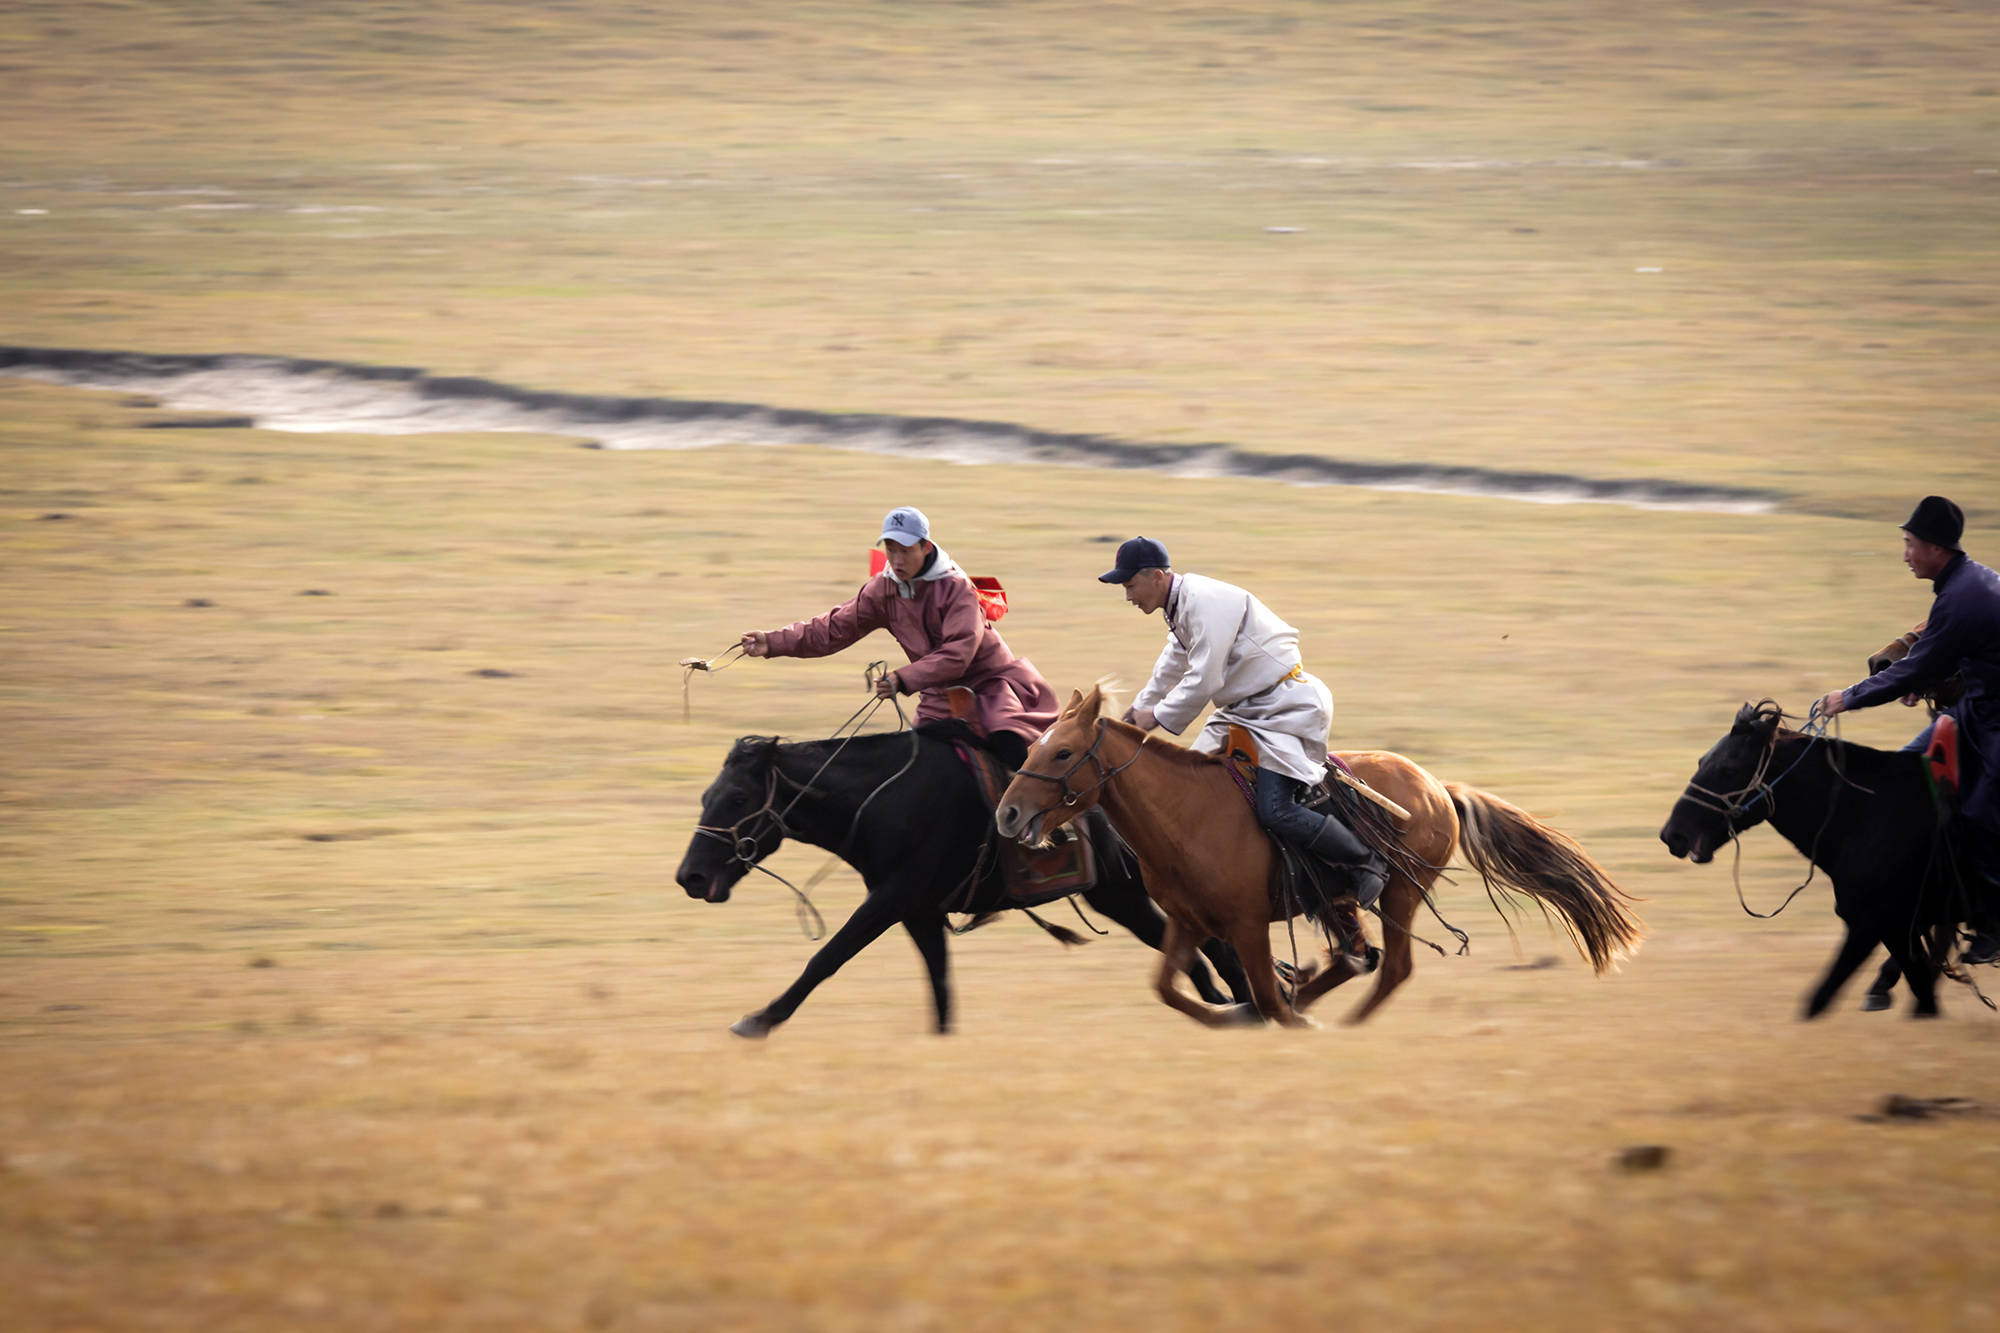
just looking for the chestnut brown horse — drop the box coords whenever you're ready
[994,684,1644,1026]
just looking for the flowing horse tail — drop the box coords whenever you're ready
[1445,783,1646,974]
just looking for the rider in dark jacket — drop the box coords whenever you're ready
[1819,496,2000,962]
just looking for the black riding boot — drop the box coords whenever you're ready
[1302,817,1390,910]
[1253,767,1390,909]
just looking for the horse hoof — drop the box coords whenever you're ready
[1222,1003,1266,1027]
[1860,992,1892,1012]
[1275,958,1322,986]
[729,1014,773,1039]
[1356,946,1382,976]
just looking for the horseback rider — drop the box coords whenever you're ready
[740,506,1059,769]
[1817,496,2000,964]
[1097,536,1390,907]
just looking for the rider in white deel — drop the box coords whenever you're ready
[1099,535,1390,907]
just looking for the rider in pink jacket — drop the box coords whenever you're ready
[741,507,1058,768]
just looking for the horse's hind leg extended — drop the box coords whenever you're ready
[1345,876,1420,1024]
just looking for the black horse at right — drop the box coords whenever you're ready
[1661,701,1977,1018]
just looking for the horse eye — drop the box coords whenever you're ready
[1055,749,1072,761]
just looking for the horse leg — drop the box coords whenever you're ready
[903,911,953,1034]
[1080,879,1248,1005]
[1882,925,1941,1018]
[1804,923,1878,1020]
[1290,898,1387,1012]
[731,892,904,1039]
[1861,955,1902,1012]
[1196,938,1255,1006]
[1153,918,1254,1028]
[1345,877,1420,1023]
[1229,916,1312,1028]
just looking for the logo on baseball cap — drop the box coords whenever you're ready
[1098,535,1171,584]
[879,506,931,548]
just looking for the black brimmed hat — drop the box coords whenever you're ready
[1098,536,1171,584]
[1901,496,1964,552]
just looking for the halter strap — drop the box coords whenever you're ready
[1011,719,1147,807]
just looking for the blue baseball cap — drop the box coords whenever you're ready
[1098,535,1171,583]
[879,506,931,548]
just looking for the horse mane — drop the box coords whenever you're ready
[726,734,785,767]
[1101,717,1226,769]
[1734,698,1808,739]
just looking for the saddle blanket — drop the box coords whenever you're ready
[954,742,1097,906]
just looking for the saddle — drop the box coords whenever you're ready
[954,741,1097,906]
[1926,711,1962,808]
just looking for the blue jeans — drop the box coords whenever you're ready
[1253,768,1370,863]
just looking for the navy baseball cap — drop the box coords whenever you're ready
[1098,536,1171,583]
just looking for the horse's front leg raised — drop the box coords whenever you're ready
[731,891,904,1039]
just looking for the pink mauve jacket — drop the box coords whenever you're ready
[764,571,1060,742]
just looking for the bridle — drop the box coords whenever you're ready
[688,687,921,939]
[1011,718,1146,809]
[1679,725,1795,826]
[692,764,794,867]
[1676,706,1867,920]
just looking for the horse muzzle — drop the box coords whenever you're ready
[995,801,1039,843]
[675,860,735,903]
[1659,826,1713,865]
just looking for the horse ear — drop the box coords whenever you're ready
[1078,683,1103,721]
[1063,688,1084,716]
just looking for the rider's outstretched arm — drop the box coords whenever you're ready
[762,583,891,660]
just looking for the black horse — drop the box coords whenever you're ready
[1659,701,1969,1018]
[675,723,1252,1037]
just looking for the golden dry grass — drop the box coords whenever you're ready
[6,3,2000,1329]
[8,378,2000,1331]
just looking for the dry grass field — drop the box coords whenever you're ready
[6,3,2000,1330]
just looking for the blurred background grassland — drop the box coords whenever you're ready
[5,3,2000,1330]
[3,1,1998,510]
